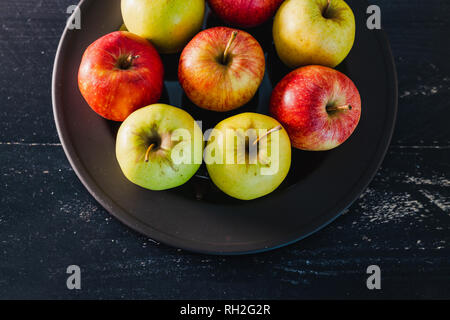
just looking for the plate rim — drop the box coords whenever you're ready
[52,0,398,255]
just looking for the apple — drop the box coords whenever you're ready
[116,104,204,190]
[121,0,205,54]
[273,0,355,68]
[178,27,265,112]
[205,113,291,200]
[78,31,164,122]
[270,65,361,151]
[207,0,284,28]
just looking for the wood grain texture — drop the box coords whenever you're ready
[0,0,449,299]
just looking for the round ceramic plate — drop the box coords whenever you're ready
[52,0,397,254]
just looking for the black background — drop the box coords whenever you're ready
[0,0,449,299]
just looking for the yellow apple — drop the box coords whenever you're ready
[205,113,291,200]
[116,104,204,190]
[273,0,355,68]
[121,0,205,54]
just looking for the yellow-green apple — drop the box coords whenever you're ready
[121,0,205,54]
[178,27,265,112]
[78,31,164,122]
[205,113,291,200]
[273,0,355,68]
[207,0,284,28]
[116,104,204,190]
[270,65,361,151]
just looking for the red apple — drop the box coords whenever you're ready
[178,27,265,112]
[270,65,361,151]
[207,0,284,28]
[78,31,164,121]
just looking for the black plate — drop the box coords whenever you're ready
[52,0,397,254]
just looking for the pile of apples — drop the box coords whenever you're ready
[78,0,361,201]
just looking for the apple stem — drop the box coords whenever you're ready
[223,31,238,64]
[144,144,155,162]
[323,0,331,17]
[121,54,139,69]
[253,125,282,146]
[326,105,353,112]
[127,54,139,63]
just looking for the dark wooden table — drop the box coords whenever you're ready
[0,0,449,299]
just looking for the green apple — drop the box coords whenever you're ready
[205,113,291,200]
[273,0,355,68]
[116,104,203,190]
[121,0,205,54]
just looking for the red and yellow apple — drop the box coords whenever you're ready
[207,0,284,28]
[178,27,265,112]
[78,31,164,122]
[270,65,361,151]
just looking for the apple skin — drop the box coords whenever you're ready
[116,104,204,191]
[207,0,284,28]
[273,0,355,68]
[205,113,291,200]
[270,65,361,151]
[178,27,265,112]
[121,0,205,54]
[78,31,164,122]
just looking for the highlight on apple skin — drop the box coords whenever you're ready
[207,0,284,28]
[115,104,204,191]
[78,31,164,122]
[270,65,361,151]
[178,27,266,112]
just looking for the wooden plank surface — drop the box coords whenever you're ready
[0,0,449,299]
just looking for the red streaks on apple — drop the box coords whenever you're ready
[270,65,361,151]
[78,31,164,122]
